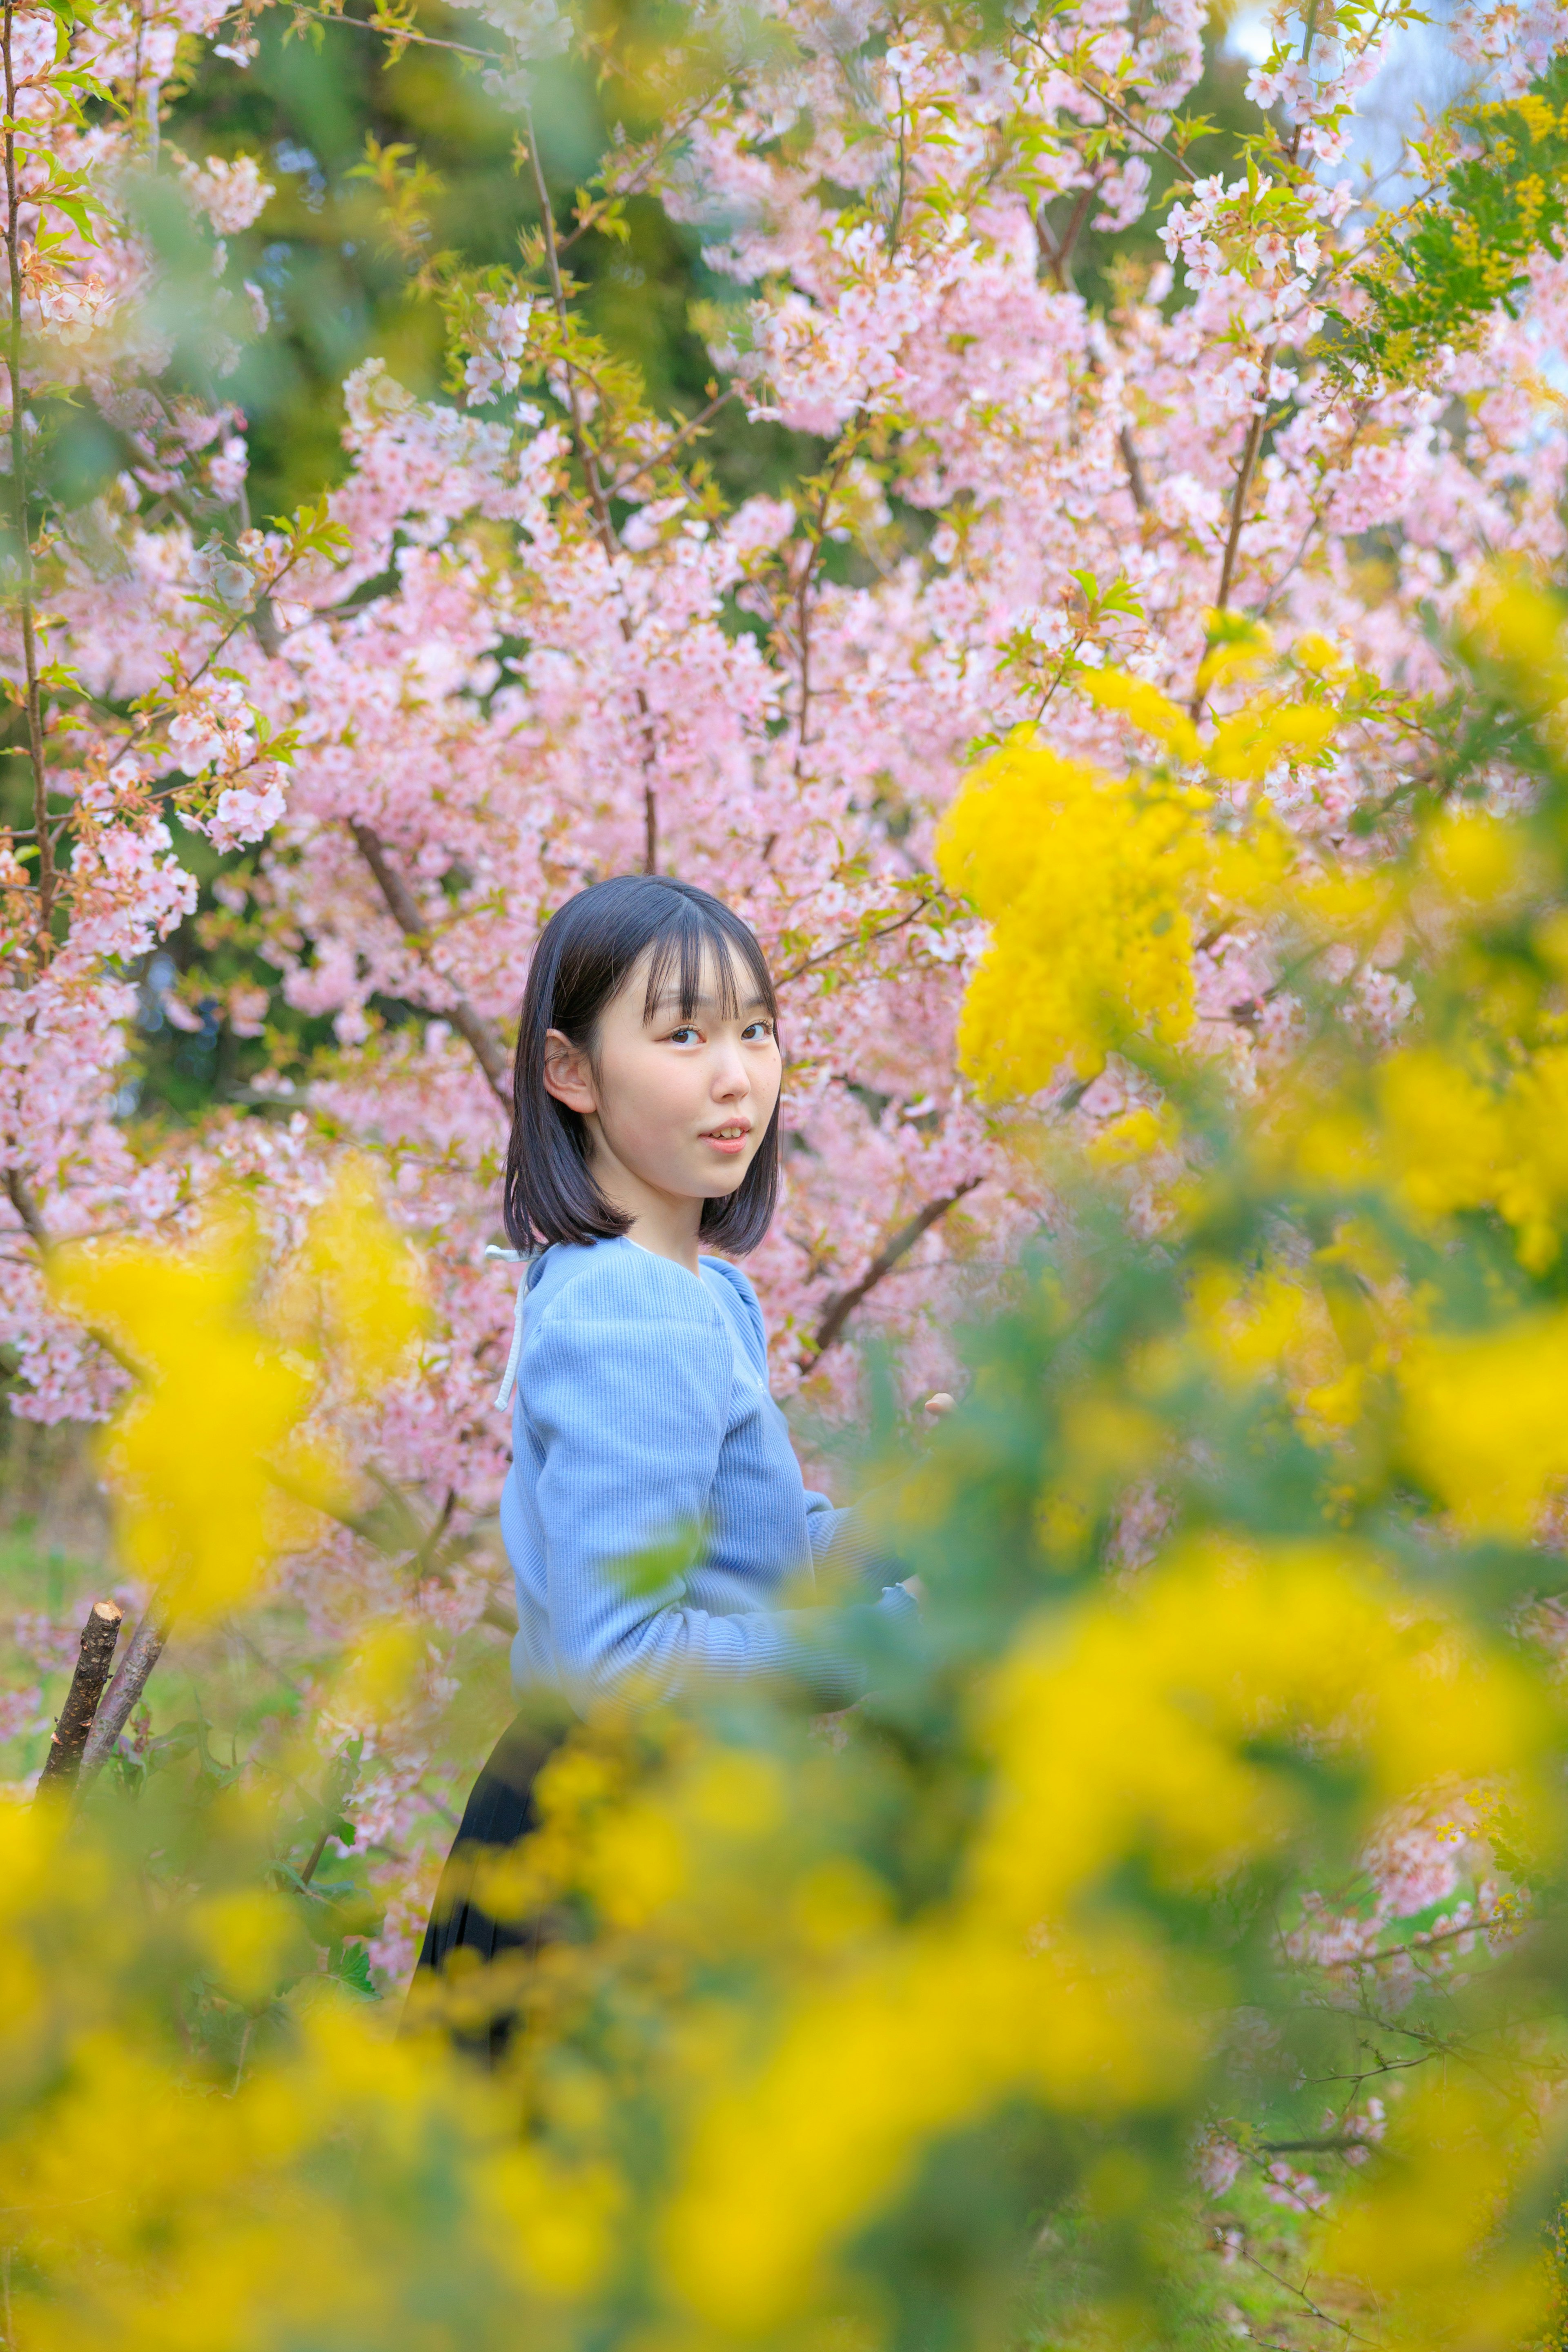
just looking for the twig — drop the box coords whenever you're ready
[1238,2242,1371,2346]
[36,1599,124,1792]
[3,0,56,953]
[76,1605,172,1787]
[347,819,511,1109]
[1260,2134,1375,2155]
[180,542,312,697]
[774,895,935,986]
[298,1825,334,1886]
[603,387,737,498]
[1023,34,1198,188]
[556,90,720,255]
[270,1,498,61]
[1214,399,1270,616]
[804,1179,982,1365]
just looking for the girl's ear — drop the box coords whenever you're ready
[542,1028,598,1116]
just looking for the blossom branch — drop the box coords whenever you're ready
[347,819,512,1109]
[264,2,498,62]
[804,1178,982,1365]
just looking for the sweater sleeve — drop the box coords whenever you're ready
[525,1256,890,1702]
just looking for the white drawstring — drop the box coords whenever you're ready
[486,1244,528,1412]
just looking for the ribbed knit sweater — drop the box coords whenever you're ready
[497,1236,911,1706]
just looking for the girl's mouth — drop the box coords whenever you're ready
[702,1123,751,1155]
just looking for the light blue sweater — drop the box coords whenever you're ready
[497,1236,910,1706]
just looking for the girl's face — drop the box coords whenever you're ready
[543,944,782,1223]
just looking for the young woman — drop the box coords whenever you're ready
[415,874,914,2039]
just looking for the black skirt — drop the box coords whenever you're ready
[409,1711,565,2065]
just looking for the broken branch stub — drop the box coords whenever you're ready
[36,1599,125,1794]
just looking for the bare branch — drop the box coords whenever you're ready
[347,819,512,1111]
[35,1599,124,1793]
[804,1179,982,1365]
[76,1604,171,1788]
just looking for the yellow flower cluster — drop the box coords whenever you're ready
[935,729,1286,1090]
[47,1156,427,1619]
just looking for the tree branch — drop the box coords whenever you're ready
[4,1165,46,1248]
[521,111,661,871]
[76,1604,170,1788]
[347,819,512,1111]
[4,0,56,954]
[1118,424,1149,513]
[35,1599,123,1793]
[804,1179,982,1365]
[1036,182,1096,292]
[1191,350,1276,722]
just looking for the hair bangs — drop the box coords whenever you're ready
[641,897,776,1028]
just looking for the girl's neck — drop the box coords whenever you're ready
[622,1206,703,1278]
[587,1133,703,1276]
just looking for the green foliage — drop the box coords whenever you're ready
[1326,58,1568,388]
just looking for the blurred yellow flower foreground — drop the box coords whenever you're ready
[11,586,1568,2349]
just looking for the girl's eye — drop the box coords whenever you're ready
[742,1020,774,1042]
[668,1025,700,1045]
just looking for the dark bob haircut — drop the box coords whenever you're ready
[503,874,781,1256]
